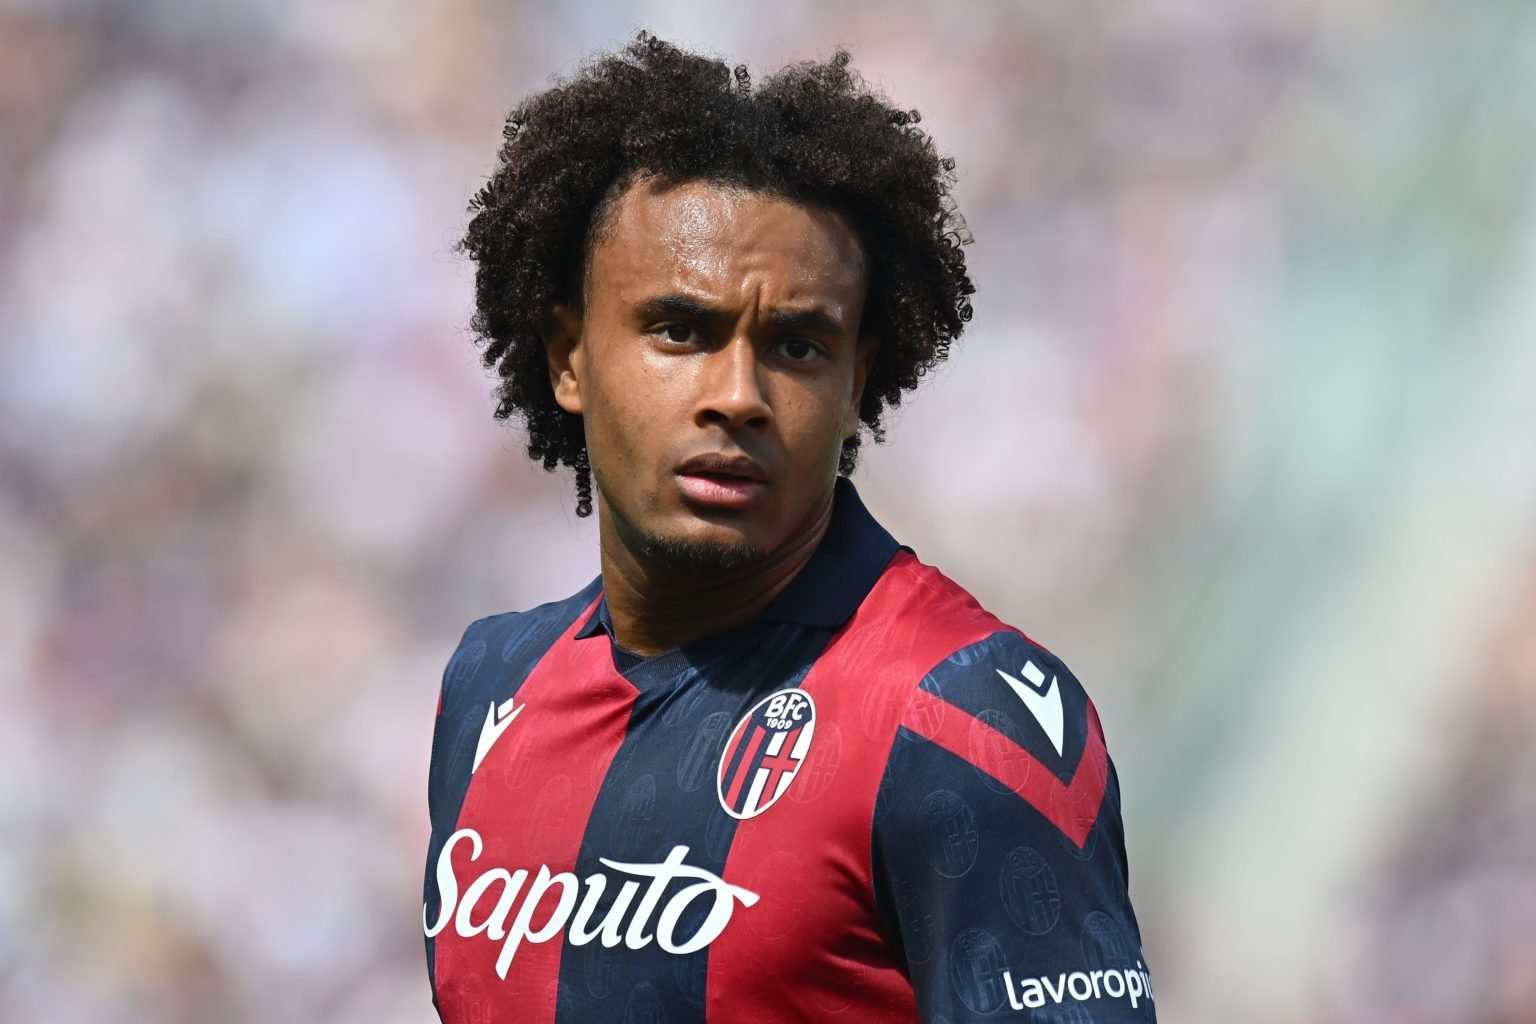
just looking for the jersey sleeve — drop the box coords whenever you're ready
[425,616,496,835]
[871,630,1157,1022]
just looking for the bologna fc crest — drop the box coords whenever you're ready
[717,688,816,819]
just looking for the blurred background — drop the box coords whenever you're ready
[3,0,1534,1021]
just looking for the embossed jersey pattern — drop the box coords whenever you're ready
[423,479,1156,1022]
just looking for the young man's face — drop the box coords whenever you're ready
[547,177,877,571]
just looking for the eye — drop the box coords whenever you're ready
[775,338,822,363]
[658,323,701,345]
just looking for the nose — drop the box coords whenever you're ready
[695,336,771,430]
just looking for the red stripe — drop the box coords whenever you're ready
[432,598,635,1024]
[707,552,1006,1021]
[901,688,1109,849]
[724,723,768,810]
[720,714,755,784]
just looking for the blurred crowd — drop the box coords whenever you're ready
[2,1,1533,1022]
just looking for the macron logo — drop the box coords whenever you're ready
[996,661,1064,756]
[473,697,524,773]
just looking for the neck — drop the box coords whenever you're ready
[598,497,835,657]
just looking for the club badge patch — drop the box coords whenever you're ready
[717,688,816,819]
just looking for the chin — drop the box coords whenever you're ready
[638,525,764,573]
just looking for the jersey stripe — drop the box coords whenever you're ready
[705,552,1004,1020]
[899,688,1109,849]
[425,584,603,1010]
[433,600,639,1024]
[724,725,767,811]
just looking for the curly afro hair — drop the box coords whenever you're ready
[459,32,974,517]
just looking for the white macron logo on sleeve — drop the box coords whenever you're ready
[996,660,1063,756]
[473,697,524,773]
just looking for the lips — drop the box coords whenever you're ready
[675,454,769,509]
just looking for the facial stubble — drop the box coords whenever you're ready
[634,522,764,574]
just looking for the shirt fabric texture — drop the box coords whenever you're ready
[423,478,1156,1022]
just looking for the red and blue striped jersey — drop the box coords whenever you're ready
[423,479,1156,1021]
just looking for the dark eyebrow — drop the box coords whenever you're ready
[633,294,849,337]
[762,307,846,337]
[632,295,722,324]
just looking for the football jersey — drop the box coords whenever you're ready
[423,478,1156,1022]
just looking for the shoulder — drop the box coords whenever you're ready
[437,577,603,709]
[911,624,1099,779]
[866,555,1114,841]
[865,552,1094,744]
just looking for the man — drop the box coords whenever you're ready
[424,33,1156,1023]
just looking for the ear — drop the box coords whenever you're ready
[543,302,585,415]
[844,334,880,439]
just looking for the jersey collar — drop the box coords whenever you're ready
[575,476,901,641]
